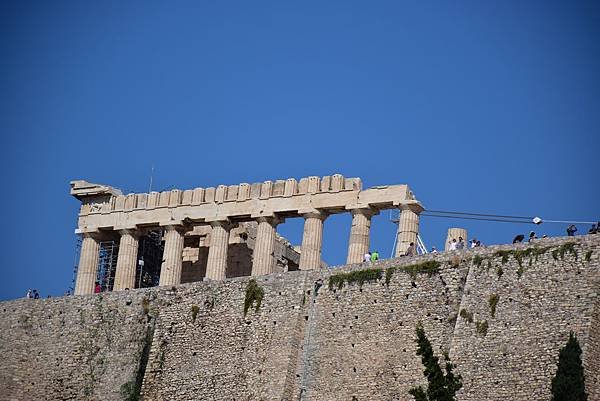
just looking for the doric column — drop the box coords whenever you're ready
[158,225,185,286]
[299,211,327,270]
[206,221,231,280]
[445,228,468,251]
[346,208,375,264]
[74,233,101,295]
[252,216,282,276]
[395,205,420,257]
[113,229,139,291]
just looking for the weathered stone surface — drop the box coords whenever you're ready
[2,236,596,400]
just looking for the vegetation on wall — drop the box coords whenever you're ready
[476,320,488,337]
[244,279,265,316]
[191,305,199,322]
[488,294,499,318]
[459,309,473,324]
[409,322,462,401]
[329,268,383,290]
[119,326,155,401]
[385,261,441,285]
[552,242,578,261]
[550,332,588,401]
[585,250,592,262]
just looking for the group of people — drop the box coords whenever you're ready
[25,289,40,299]
[363,250,380,263]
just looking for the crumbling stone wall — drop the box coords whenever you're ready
[0,235,598,401]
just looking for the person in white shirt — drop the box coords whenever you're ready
[431,246,438,253]
[449,238,457,250]
[364,252,371,263]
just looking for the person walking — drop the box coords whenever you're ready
[364,252,371,263]
[26,289,33,299]
[449,238,457,251]
[567,225,577,236]
[430,246,438,253]
[94,281,102,293]
[370,250,379,262]
[456,237,465,250]
[33,289,40,299]
[405,242,416,256]
[528,231,537,242]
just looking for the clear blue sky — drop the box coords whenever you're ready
[1,1,598,300]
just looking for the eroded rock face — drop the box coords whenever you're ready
[2,235,598,401]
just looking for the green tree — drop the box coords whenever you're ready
[551,332,587,401]
[409,322,462,401]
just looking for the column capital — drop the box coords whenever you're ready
[117,228,140,238]
[163,224,188,234]
[348,206,378,218]
[299,209,328,220]
[209,220,233,230]
[398,201,425,214]
[255,215,285,226]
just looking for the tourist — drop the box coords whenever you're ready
[513,234,525,243]
[475,240,482,247]
[470,239,477,248]
[370,250,379,262]
[94,281,102,293]
[26,289,33,299]
[430,246,438,253]
[528,231,537,242]
[566,224,577,236]
[405,242,416,256]
[448,238,457,251]
[589,224,598,234]
[364,252,371,263]
[456,237,465,250]
[33,289,40,299]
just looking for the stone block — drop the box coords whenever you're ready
[204,187,215,203]
[308,176,320,193]
[321,175,331,192]
[331,174,344,192]
[238,183,250,201]
[158,191,170,207]
[114,195,126,211]
[168,189,182,207]
[226,185,238,202]
[260,181,273,199]
[191,188,205,205]
[272,180,285,197]
[250,183,262,199]
[124,194,137,210]
[298,178,309,194]
[181,190,193,205]
[147,192,159,209]
[136,193,147,209]
[284,178,297,197]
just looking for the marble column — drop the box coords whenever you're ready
[206,221,231,280]
[113,230,139,291]
[346,208,374,264]
[299,211,326,270]
[395,206,420,257]
[158,226,185,286]
[74,233,101,295]
[252,217,282,276]
[445,228,468,251]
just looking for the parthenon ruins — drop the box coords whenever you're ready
[70,174,424,295]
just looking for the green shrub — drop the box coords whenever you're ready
[244,279,264,316]
[488,294,499,318]
[472,255,484,267]
[191,305,199,322]
[328,268,383,290]
[385,261,441,285]
[550,332,587,401]
[476,320,488,336]
[409,322,462,401]
[459,309,473,324]
[584,250,592,262]
[496,266,504,278]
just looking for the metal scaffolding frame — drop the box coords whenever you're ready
[97,240,119,292]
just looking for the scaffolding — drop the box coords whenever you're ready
[97,240,119,292]
[136,230,164,289]
[389,210,428,257]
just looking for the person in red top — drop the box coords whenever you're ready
[94,281,102,293]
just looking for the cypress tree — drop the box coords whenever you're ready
[409,322,462,401]
[551,332,587,401]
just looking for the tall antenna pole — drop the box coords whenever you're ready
[148,164,155,193]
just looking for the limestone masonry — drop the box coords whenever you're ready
[69,175,423,294]
[1,235,599,400]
